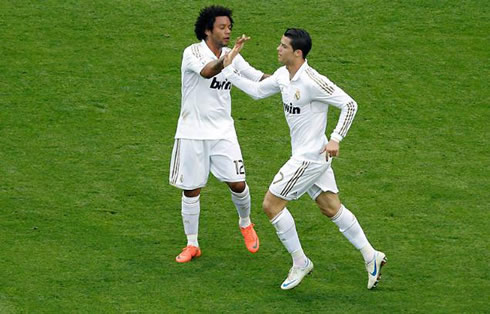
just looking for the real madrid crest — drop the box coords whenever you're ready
[294,89,301,100]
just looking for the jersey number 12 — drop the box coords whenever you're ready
[233,160,245,175]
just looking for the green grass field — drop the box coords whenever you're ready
[1,0,489,312]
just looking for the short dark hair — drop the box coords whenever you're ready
[194,6,234,40]
[284,28,312,59]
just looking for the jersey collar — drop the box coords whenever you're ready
[290,59,309,82]
[200,40,226,59]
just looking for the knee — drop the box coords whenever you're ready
[262,198,271,214]
[262,198,278,219]
[262,191,288,220]
[184,188,200,198]
[228,181,246,193]
[316,193,341,218]
[320,204,340,218]
[318,197,342,218]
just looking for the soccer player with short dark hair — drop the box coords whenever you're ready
[222,29,387,290]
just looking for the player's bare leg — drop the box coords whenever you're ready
[176,188,202,263]
[227,181,259,253]
[264,191,313,290]
[316,191,386,289]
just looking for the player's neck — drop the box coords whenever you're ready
[205,39,223,58]
[286,59,305,80]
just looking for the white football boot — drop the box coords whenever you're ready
[280,258,314,290]
[366,251,387,289]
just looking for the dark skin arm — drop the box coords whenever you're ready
[203,35,270,80]
[200,56,226,78]
[201,56,270,80]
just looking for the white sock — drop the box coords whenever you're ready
[186,234,198,248]
[331,205,375,263]
[231,184,252,228]
[182,194,200,247]
[361,245,376,264]
[271,208,307,267]
[292,248,308,268]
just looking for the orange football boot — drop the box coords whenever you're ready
[240,223,259,253]
[176,245,201,263]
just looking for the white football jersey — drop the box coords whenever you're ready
[222,60,357,163]
[175,40,264,140]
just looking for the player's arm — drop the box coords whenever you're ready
[221,36,279,99]
[225,35,270,82]
[199,57,226,78]
[183,43,231,79]
[330,99,358,142]
[234,56,270,82]
[260,74,271,81]
[183,45,223,79]
[200,56,271,79]
[223,66,279,99]
[314,80,358,158]
[196,35,251,79]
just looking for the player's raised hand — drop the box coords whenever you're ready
[224,34,251,67]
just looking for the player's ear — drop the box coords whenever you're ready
[294,49,303,58]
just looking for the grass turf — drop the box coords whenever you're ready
[0,0,488,312]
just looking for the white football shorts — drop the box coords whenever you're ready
[169,138,246,189]
[269,157,339,201]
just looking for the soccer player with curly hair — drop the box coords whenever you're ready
[170,6,268,263]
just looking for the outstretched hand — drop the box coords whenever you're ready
[224,34,251,67]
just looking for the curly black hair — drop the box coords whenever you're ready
[194,5,234,40]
